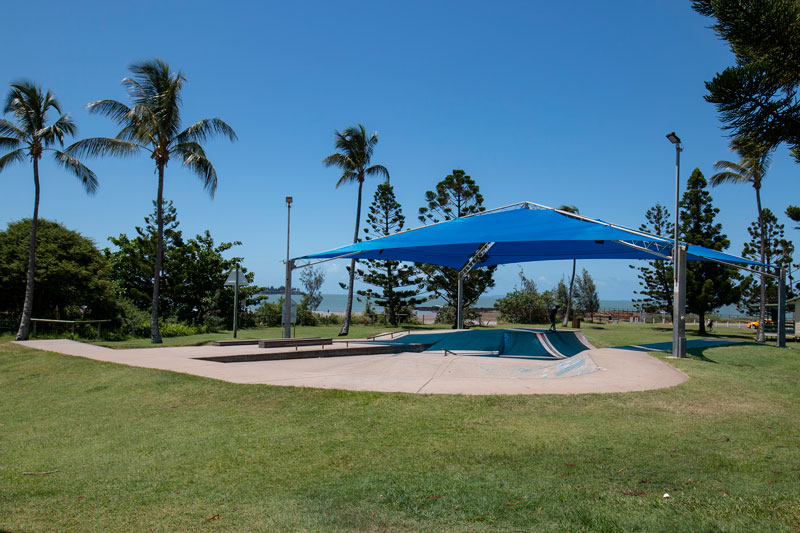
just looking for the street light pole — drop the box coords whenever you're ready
[283,197,293,339]
[666,132,686,358]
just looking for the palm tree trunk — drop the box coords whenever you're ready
[562,259,576,327]
[151,165,165,344]
[339,179,364,336]
[15,159,40,341]
[755,187,766,343]
[387,263,396,326]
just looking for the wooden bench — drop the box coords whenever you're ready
[258,337,333,349]
[211,337,322,347]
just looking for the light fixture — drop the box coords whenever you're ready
[666,132,681,144]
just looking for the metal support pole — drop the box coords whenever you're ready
[673,144,681,265]
[283,259,294,338]
[283,197,293,339]
[673,244,687,358]
[777,266,786,348]
[457,273,464,330]
[233,264,239,338]
[666,132,685,358]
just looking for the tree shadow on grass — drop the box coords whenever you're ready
[686,341,763,364]
[685,345,718,363]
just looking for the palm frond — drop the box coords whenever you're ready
[709,171,750,187]
[0,136,21,150]
[4,82,40,133]
[335,171,358,187]
[173,118,237,145]
[323,153,354,169]
[175,148,217,197]
[41,89,62,116]
[365,164,389,181]
[0,118,25,139]
[66,137,141,159]
[712,159,746,173]
[171,142,206,158]
[0,148,25,173]
[36,114,77,146]
[112,104,157,145]
[125,59,185,140]
[86,99,132,124]
[53,150,98,194]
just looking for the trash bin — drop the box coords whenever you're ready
[571,317,580,328]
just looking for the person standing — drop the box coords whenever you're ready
[548,306,559,332]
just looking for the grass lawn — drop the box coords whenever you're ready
[1,327,798,531]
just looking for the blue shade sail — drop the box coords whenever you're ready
[298,206,769,269]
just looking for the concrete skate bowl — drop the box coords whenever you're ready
[367,329,601,378]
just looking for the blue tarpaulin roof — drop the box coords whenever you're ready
[298,205,768,269]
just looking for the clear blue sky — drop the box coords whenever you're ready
[2,1,797,298]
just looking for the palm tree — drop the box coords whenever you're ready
[323,124,389,336]
[558,204,580,327]
[0,81,97,340]
[710,136,772,342]
[68,59,236,343]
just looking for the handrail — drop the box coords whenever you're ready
[30,318,111,324]
[367,330,410,341]
[31,318,111,340]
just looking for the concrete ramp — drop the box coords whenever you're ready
[375,329,596,360]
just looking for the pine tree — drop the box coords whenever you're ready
[556,277,570,311]
[355,182,425,326]
[787,205,800,229]
[417,170,495,324]
[738,208,796,319]
[299,267,325,312]
[630,203,674,313]
[574,269,599,319]
[679,168,740,334]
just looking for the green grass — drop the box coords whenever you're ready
[1,328,799,531]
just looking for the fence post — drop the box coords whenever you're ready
[32,320,37,338]
[71,323,75,340]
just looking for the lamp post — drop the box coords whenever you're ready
[666,132,686,358]
[666,132,681,251]
[283,196,293,339]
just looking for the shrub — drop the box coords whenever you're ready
[494,274,555,324]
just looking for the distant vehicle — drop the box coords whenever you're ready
[746,319,773,329]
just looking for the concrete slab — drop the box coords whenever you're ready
[14,336,688,395]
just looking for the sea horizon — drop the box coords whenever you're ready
[263,294,750,318]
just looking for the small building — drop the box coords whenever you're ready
[788,296,800,336]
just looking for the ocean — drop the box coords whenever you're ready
[263,294,749,317]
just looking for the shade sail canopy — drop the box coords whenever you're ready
[298,204,768,269]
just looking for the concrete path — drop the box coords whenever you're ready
[13,338,687,395]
